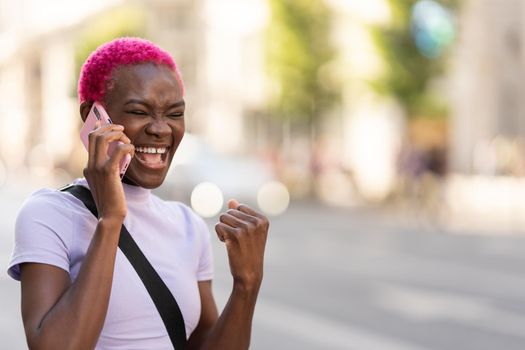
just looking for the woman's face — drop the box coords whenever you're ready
[100,63,185,189]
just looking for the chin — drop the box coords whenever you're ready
[123,171,167,189]
[137,180,163,189]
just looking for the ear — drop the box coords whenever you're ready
[79,101,93,122]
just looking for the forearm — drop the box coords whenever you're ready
[29,218,122,350]
[198,282,260,350]
[199,199,269,350]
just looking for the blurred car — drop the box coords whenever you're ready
[157,133,277,215]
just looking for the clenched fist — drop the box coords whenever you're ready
[215,199,269,292]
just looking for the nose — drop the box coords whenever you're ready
[145,118,171,138]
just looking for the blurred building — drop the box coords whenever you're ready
[325,0,401,203]
[451,0,525,175]
[0,0,268,184]
[0,0,125,177]
[1,0,403,203]
[447,0,525,231]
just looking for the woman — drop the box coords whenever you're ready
[7,37,269,349]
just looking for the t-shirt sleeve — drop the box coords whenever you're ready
[7,190,73,281]
[195,215,214,281]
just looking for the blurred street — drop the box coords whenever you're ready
[213,202,525,350]
[2,184,525,350]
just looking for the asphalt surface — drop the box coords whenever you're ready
[1,183,525,349]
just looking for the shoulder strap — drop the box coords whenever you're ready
[61,184,187,349]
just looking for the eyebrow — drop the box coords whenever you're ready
[124,99,185,109]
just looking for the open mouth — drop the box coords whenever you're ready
[134,145,170,169]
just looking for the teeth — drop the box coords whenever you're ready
[136,146,166,154]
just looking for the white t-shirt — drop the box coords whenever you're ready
[7,178,214,349]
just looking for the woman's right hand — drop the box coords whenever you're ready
[83,122,135,221]
[21,124,134,349]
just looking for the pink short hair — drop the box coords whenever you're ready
[78,37,184,103]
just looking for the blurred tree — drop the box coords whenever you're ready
[265,0,338,125]
[370,0,459,119]
[265,0,339,197]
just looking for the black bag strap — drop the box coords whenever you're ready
[60,184,187,349]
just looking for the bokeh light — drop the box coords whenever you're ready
[191,182,224,218]
[411,0,455,58]
[257,181,290,216]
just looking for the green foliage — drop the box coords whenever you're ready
[266,0,337,122]
[370,0,459,119]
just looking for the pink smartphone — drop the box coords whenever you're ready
[80,101,131,178]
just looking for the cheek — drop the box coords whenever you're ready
[103,108,138,136]
[120,120,146,140]
[171,120,185,139]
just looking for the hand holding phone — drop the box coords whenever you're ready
[80,102,131,178]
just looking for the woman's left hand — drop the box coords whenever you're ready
[215,199,269,292]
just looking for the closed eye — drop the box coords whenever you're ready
[127,110,148,116]
[168,112,184,118]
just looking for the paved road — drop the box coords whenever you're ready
[210,203,525,350]
[1,184,525,349]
